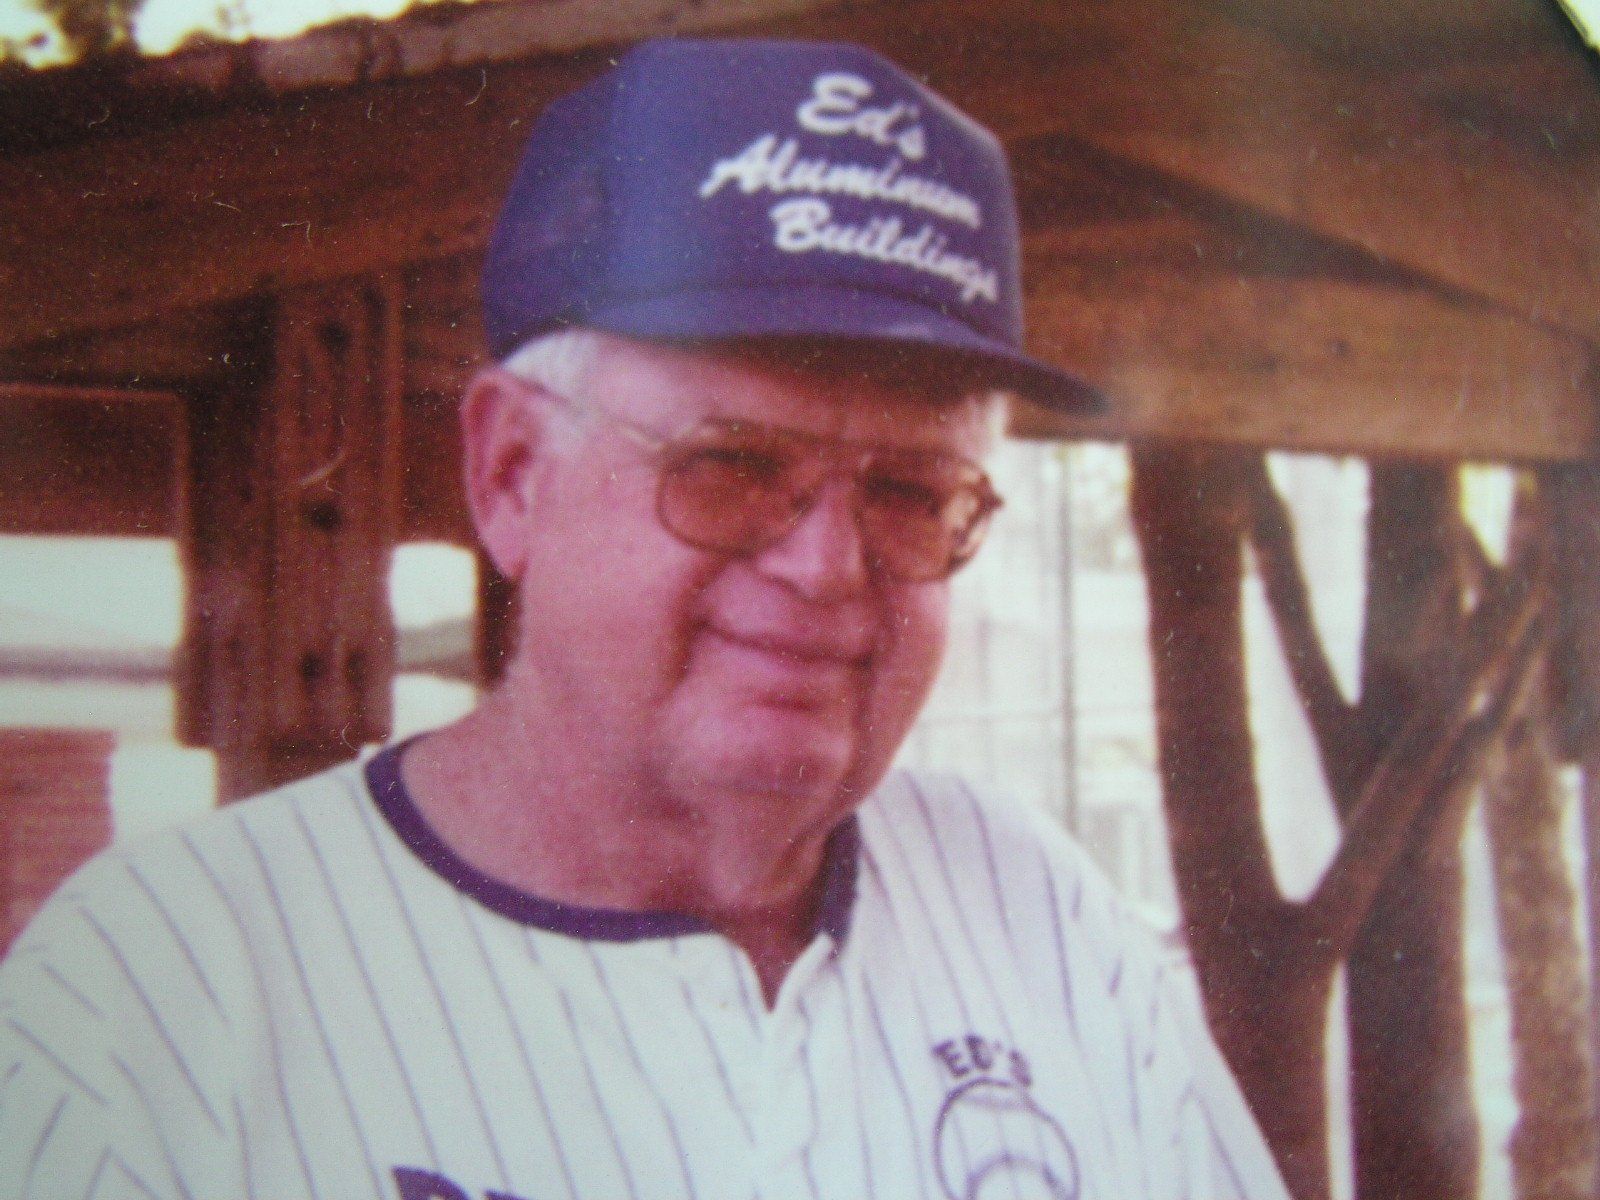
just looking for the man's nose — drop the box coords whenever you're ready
[752,477,870,602]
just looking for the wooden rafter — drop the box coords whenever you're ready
[0,383,184,538]
[0,377,466,542]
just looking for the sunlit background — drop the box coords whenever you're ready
[3,0,1599,68]
[1,0,455,65]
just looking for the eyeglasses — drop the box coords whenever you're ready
[537,388,1003,582]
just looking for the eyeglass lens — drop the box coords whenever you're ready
[656,424,999,581]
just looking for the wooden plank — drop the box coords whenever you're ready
[350,259,478,537]
[0,310,237,388]
[1011,274,1598,463]
[404,256,489,400]
[1002,138,1599,461]
[179,278,403,799]
[7,243,1590,472]
[0,261,473,542]
[193,0,847,99]
[0,384,183,536]
[4,0,1595,352]
[999,134,1600,460]
[0,0,847,346]
[262,278,402,748]
[7,158,1593,471]
[0,379,468,541]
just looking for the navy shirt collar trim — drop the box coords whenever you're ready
[364,740,858,945]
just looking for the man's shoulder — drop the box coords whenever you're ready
[170,755,375,870]
[857,769,1166,974]
[861,768,1096,883]
[8,755,375,963]
[858,771,1120,915]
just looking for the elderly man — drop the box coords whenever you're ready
[0,38,1288,1200]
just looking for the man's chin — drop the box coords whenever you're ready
[720,746,851,803]
[675,718,856,805]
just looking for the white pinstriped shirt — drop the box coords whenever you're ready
[0,746,1289,1200]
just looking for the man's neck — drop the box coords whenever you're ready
[398,702,839,1002]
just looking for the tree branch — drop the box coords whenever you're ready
[1131,444,1285,924]
[1300,568,1546,964]
[1239,454,1364,802]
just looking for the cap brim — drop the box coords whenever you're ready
[558,283,1106,415]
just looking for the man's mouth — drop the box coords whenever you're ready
[699,625,869,707]
[706,620,872,665]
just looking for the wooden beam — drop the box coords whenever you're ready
[0,0,847,349]
[0,384,183,536]
[0,262,473,541]
[9,224,1593,468]
[404,256,489,400]
[1011,275,1598,463]
[1003,138,1599,461]
[0,729,114,954]
[0,310,237,389]
[4,0,1596,464]
[179,278,403,799]
[0,379,468,541]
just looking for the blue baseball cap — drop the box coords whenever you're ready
[484,37,1103,412]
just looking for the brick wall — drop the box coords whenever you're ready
[0,728,115,953]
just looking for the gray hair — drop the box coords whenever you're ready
[497,328,611,453]
[500,327,605,397]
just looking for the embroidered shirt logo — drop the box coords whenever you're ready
[696,72,1001,305]
[931,1037,1079,1200]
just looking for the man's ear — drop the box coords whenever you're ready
[460,368,550,580]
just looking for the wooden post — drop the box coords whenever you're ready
[1544,462,1600,1199]
[180,278,403,801]
[1346,466,1479,1200]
